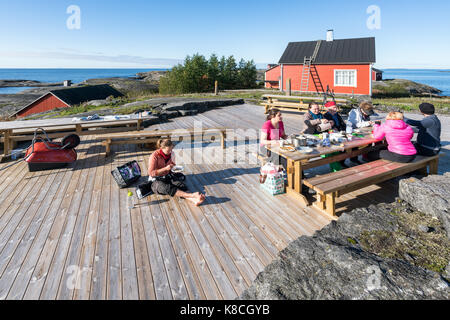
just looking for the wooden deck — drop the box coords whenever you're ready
[0,104,400,300]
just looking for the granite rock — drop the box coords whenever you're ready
[240,200,450,300]
[399,173,450,237]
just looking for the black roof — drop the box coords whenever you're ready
[372,67,383,73]
[11,84,124,117]
[50,84,123,105]
[278,37,376,64]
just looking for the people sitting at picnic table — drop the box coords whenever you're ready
[323,101,349,169]
[368,112,417,163]
[348,101,375,164]
[323,101,346,132]
[348,101,375,128]
[260,108,288,168]
[405,103,441,157]
[148,138,206,206]
[302,102,333,134]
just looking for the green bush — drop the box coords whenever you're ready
[373,83,410,98]
[159,53,258,94]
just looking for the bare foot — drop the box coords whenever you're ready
[194,193,206,206]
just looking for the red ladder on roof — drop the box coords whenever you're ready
[300,40,324,94]
[300,57,312,93]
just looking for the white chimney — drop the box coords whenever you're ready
[326,29,334,42]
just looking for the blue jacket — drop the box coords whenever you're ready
[405,114,441,151]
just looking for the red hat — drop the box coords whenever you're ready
[325,101,336,108]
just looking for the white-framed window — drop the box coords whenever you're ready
[334,69,357,87]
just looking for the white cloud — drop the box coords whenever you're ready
[0,50,183,68]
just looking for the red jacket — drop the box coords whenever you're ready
[373,120,416,155]
[148,149,175,177]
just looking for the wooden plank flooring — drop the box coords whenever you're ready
[0,104,403,300]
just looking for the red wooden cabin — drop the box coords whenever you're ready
[265,32,377,96]
[12,84,123,118]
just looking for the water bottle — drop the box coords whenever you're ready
[346,121,353,135]
[322,134,331,147]
[127,191,135,210]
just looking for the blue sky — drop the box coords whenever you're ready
[0,0,449,68]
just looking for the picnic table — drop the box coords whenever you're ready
[266,128,383,208]
[0,115,153,161]
[266,127,440,217]
[261,94,348,114]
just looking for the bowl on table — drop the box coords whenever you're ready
[293,136,307,147]
[280,145,296,152]
[172,165,184,173]
[297,146,314,154]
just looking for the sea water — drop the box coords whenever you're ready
[382,69,450,96]
[0,68,168,94]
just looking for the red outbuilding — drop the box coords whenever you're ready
[265,31,377,96]
[12,84,123,118]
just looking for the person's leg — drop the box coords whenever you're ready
[259,145,280,165]
[414,142,438,157]
[259,145,269,158]
[170,174,188,192]
[322,152,342,172]
[152,180,205,205]
[366,149,381,162]
[380,150,415,163]
[350,148,361,164]
[339,151,349,169]
[151,180,178,197]
[279,156,287,171]
[268,151,281,166]
[175,190,206,206]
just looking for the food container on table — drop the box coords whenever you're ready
[297,147,314,154]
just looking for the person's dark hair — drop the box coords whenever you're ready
[267,108,281,121]
[419,103,435,115]
[157,138,174,149]
[308,102,319,109]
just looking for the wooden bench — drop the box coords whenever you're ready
[261,94,348,114]
[95,128,228,156]
[303,155,440,217]
[0,118,148,161]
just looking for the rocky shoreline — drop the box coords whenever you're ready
[373,79,443,96]
[18,97,245,124]
[0,80,64,87]
[240,174,450,300]
[0,70,447,118]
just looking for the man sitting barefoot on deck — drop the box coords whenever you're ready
[148,138,206,206]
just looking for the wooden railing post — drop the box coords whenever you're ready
[214,81,218,96]
[286,78,291,96]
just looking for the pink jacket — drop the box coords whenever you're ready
[373,120,417,155]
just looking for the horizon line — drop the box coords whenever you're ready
[0,67,450,70]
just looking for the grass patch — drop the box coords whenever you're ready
[54,97,133,117]
[113,104,154,115]
[359,210,450,274]
[373,97,450,112]
[125,89,159,101]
